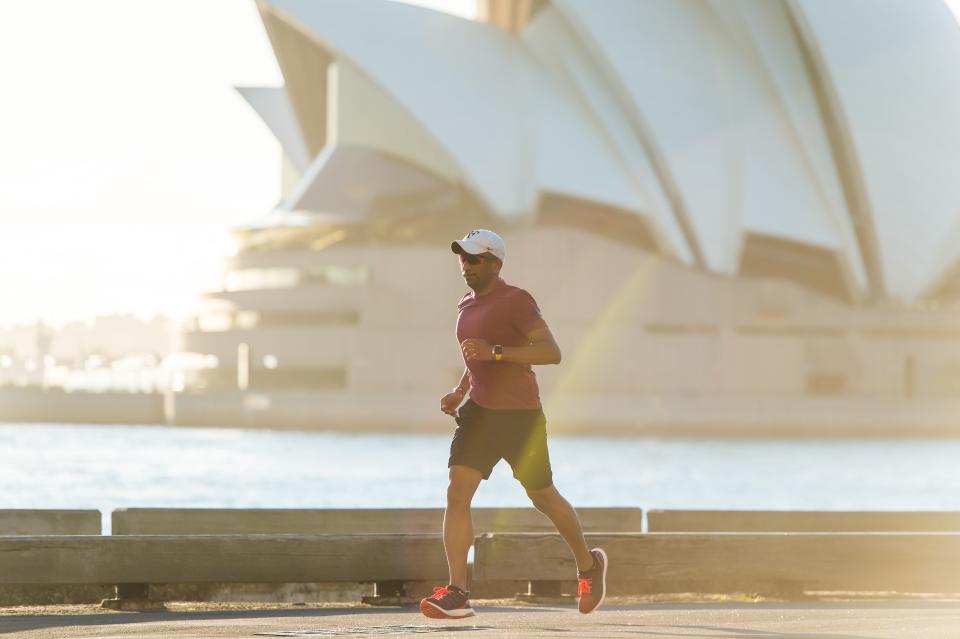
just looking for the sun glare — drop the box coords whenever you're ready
[947,0,960,25]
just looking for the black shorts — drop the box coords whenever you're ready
[448,399,553,491]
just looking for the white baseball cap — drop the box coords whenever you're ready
[451,229,506,261]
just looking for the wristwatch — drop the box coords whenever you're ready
[493,345,503,361]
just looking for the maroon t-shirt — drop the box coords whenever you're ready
[456,278,548,410]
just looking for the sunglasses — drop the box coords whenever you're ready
[460,253,489,265]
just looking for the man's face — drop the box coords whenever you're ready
[458,252,501,290]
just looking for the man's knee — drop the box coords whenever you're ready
[526,484,560,514]
[447,482,474,509]
[447,466,481,509]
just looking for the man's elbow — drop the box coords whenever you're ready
[551,346,562,365]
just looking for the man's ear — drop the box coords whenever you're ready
[492,258,503,274]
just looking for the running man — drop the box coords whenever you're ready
[419,229,608,619]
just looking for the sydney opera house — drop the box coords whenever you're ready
[176,0,960,435]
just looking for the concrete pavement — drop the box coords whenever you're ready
[2,600,960,638]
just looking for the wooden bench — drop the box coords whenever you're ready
[474,532,960,596]
[111,507,642,602]
[0,510,104,606]
[0,534,448,609]
[112,507,641,535]
[0,509,101,535]
[646,510,960,532]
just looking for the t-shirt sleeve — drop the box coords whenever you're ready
[511,290,548,335]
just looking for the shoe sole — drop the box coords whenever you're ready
[579,547,608,615]
[420,599,476,619]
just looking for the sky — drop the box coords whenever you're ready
[0,0,476,329]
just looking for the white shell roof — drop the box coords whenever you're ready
[259,0,693,261]
[236,86,312,172]
[283,145,454,218]
[792,0,960,300]
[551,0,867,289]
[246,0,960,301]
[265,0,544,217]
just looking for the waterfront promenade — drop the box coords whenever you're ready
[3,600,960,638]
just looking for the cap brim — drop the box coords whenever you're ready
[451,240,486,256]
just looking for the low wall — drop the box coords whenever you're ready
[6,387,960,436]
[0,509,101,535]
[172,390,960,437]
[0,388,163,425]
[647,510,960,532]
[111,507,642,535]
[474,532,960,595]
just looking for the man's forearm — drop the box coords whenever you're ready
[454,369,470,394]
[501,341,561,366]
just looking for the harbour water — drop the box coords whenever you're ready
[2,423,959,532]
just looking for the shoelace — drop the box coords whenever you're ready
[578,577,593,596]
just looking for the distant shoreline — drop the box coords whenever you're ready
[5,386,960,439]
[5,419,960,441]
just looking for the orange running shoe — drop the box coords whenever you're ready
[420,584,475,619]
[577,548,608,614]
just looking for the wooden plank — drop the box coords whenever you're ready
[0,510,101,535]
[647,510,960,532]
[0,534,447,585]
[473,532,960,593]
[111,507,642,535]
